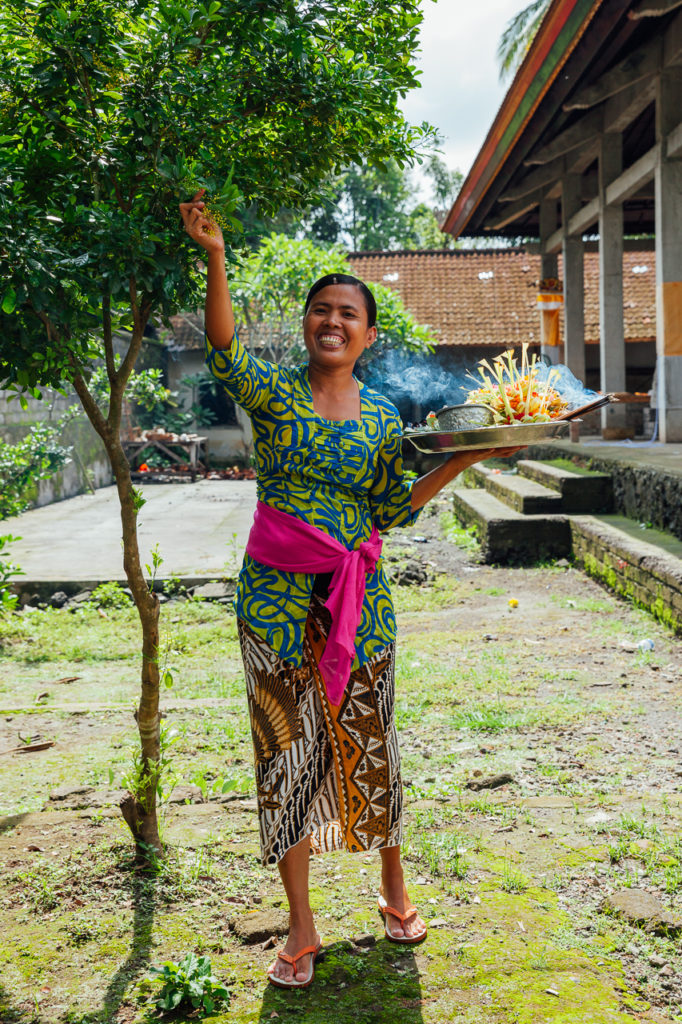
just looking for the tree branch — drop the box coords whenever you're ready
[102,291,117,386]
[70,363,111,442]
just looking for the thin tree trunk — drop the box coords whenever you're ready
[71,309,163,861]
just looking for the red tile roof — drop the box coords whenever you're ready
[167,248,656,351]
[349,248,655,346]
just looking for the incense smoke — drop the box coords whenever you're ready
[363,349,598,424]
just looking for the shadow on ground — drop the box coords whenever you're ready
[99,872,157,1022]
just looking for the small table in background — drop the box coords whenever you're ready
[122,435,208,482]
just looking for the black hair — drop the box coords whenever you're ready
[303,274,377,328]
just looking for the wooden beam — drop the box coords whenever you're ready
[567,195,600,235]
[564,37,662,110]
[630,0,682,18]
[604,77,656,131]
[498,158,566,202]
[530,82,655,168]
[488,192,543,230]
[605,144,659,205]
[667,120,682,156]
[526,109,602,165]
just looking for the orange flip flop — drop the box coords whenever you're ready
[267,941,323,989]
[378,893,428,944]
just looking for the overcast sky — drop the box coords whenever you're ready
[401,0,526,187]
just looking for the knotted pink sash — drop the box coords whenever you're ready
[245,501,382,705]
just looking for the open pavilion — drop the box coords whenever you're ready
[444,0,682,442]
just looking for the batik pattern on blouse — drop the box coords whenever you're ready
[205,333,420,669]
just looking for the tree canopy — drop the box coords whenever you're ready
[0,0,435,857]
[0,0,434,394]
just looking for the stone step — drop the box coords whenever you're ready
[517,459,613,513]
[468,464,564,514]
[452,487,571,564]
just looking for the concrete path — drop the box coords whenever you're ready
[553,434,682,477]
[8,479,257,584]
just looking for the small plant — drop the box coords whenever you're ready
[163,573,187,599]
[149,953,230,1015]
[87,581,132,610]
[145,543,164,590]
[440,510,480,552]
[111,720,181,812]
[500,860,529,893]
[0,533,23,613]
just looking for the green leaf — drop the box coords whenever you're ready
[163,670,173,688]
[2,288,16,314]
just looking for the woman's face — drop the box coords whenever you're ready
[303,284,376,371]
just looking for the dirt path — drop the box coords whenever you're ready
[1,488,681,1024]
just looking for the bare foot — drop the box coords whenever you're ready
[268,918,320,984]
[380,876,427,941]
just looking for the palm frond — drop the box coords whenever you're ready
[497,0,552,82]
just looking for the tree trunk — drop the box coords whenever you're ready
[71,356,163,862]
[107,436,164,860]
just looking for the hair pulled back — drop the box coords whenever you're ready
[303,274,377,328]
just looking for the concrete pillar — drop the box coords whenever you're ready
[598,133,628,437]
[561,174,586,387]
[539,198,561,365]
[655,69,682,442]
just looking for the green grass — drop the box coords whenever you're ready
[439,510,480,552]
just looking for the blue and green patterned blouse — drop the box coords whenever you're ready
[205,334,420,668]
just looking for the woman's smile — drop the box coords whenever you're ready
[317,332,345,350]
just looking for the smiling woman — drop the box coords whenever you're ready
[179,191,520,989]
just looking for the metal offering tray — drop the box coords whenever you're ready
[404,419,571,453]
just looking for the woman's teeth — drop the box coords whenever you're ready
[319,335,344,348]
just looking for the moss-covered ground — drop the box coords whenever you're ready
[1,493,681,1023]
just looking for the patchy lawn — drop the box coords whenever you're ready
[1,491,681,1024]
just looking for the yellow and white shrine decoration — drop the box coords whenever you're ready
[537,278,564,348]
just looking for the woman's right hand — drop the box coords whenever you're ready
[179,189,225,254]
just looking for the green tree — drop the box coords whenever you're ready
[497,0,551,82]
[0,0,433,859]
[230,233,434,364]
[296,153,463,251]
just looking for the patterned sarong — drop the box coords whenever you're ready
[238,595,403,866]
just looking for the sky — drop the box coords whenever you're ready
[401,0,526,188]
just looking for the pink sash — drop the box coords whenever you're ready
[245,501,382,705]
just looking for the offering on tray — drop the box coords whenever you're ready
[465,343,568,425]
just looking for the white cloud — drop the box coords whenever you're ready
[401,0,524,179]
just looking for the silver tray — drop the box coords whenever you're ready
[404,419,571,453]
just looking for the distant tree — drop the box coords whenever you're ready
[0,0,433,861]
[295,153,463,251]
[497,0,551,82]
[424,155,464,224]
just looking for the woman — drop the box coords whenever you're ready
[180,191,520,988]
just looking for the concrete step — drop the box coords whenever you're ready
[468,464,564,514]
[517,459,613,513]
[452,487,571,564]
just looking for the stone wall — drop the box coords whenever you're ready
[571,516,682,634]
[0,390,112,507]
[525,443,682,541]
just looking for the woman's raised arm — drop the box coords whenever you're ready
[179,190,235,351]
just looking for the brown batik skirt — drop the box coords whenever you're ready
[237,594,403,866]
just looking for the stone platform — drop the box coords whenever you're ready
[6,478,257,592]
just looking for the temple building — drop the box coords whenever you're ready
[443,0,682,442]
